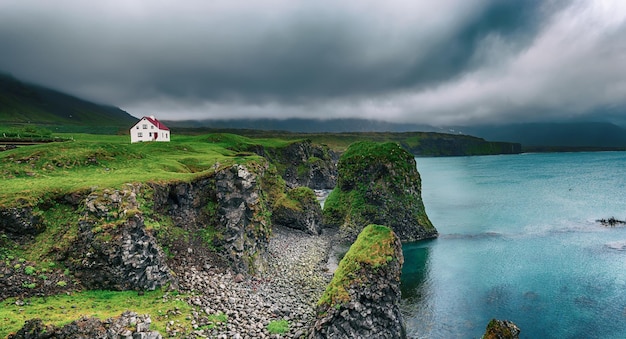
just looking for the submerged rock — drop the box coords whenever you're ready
[311,224,406,339]
[482,319,521,339]
[323,141,438,242]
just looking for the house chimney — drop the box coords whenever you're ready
[150,115,155,120]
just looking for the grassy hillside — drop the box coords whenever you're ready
[0,73,137,130]
[173,128,521,155]
[0,133,295,207]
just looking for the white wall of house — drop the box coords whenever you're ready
[130,117,170,143]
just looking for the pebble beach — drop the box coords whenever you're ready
[176,226,337,338]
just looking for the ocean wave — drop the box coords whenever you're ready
[442,232,502,240]
[605,241,626,251]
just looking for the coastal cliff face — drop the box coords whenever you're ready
[311,225,406,339]
[0,159,284,293]
[323,141,438,242]
[402,133,521,156]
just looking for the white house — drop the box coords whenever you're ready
[130,116,170,143]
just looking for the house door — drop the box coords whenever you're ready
[154,133,158,140]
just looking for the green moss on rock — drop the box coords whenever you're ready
[322,141,437,242]
[318,224,397,308]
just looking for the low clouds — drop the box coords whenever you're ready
[0,0,624,125]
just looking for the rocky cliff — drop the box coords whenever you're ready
[323,141,438,243]
[0,206,44,239]
[245,139,338,189]
[69,214,173,291]
[311,224,406,338]
[0,159,286,293]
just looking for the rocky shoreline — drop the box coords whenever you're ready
[172,225,336,338]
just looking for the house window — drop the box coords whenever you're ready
[151,125,154,129]
[149,132,152,137]
[136,126,139,129]
[138,132,143,137]
[143,124,148,129]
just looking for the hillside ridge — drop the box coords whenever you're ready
[0,73,136,127]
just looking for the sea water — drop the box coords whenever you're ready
[401,152,626,339]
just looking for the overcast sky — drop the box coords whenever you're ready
[0,0,625,126]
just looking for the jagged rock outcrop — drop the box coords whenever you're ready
[272,186,323,235]
[151,162,273,275]
[213,163,272,274]
[311,225,406,339]
[57,184,173,290]
[67,214,173,291]
[0,207,44,238]
[482,319,521,339]
[248,139,338,189]
[323,141,438,243]
[8,311,161,339]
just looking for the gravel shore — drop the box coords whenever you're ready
[176,226,336,338]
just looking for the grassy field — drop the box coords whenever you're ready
[0,133,294,207]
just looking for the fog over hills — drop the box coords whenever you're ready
[2,71,625,149]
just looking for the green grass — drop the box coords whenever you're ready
[0,289,194,338]
[267,319,289,334]
[0,133,276,207]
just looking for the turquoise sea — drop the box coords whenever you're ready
[401,152,626,339]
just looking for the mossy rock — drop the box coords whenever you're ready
[272,186,322,235]
[483,319,521,339]
[313,224,407,338]
[318,224,399,308]
[322,141,437,242]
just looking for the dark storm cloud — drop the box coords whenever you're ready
[0,0,624,124]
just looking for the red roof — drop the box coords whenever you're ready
[143,116,170,131]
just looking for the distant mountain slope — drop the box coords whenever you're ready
[164,118,443,133]
[0,73,137,127]
[462,122,626,148]
[169,118,626,149]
